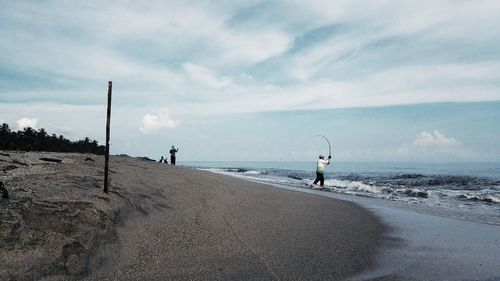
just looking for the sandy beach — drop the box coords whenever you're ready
[269,184,500,281]
[0,151,385,281]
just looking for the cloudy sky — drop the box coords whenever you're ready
[1,0,499,161]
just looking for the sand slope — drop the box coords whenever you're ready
[0,151,384,281]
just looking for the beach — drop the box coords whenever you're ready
[272,185,500,281]
[1,151,384,280]
[191,162,500,281]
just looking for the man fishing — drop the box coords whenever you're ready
[170,145,179,165]
[312,155,331,188]
[310,135,332,188]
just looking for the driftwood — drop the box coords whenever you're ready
[39,157,63,163]
[85,157,95,162]
[139,157,156,162]
[2,165,18,173]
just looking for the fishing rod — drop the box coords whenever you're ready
[313,135,331,157]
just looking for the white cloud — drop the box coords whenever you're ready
[169,59,500,115]
[0,103,107,141]
[288,35,366,81]
[217,30,292,65]
[16,118,38,130]
[139,109,179,134]
[386,130,467,160]
[183,63,232,89]
[1,0,500,118]
[413,130,461,152]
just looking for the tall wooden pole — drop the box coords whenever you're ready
[104,81,112,193]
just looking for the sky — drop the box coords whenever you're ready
[1,0,500,162]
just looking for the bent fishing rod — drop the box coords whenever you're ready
[313,135,332,157]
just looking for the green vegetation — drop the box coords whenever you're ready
[0,123,105,154]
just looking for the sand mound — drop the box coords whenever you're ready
[0,151,164,280]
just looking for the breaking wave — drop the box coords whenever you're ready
[197,166,500,207]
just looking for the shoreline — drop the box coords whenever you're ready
[240,179,500,281]
[1,151,386,280]
[187,161,500,226]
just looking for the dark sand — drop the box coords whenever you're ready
[0,152,384,281]
[272,185,500,281]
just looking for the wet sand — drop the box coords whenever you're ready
[0,151,385,280]
[269,184,500,281]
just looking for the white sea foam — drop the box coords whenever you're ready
[243,170,261,175]
[487,194,500,204]
[324,179,384,194]
[199,168,230,174]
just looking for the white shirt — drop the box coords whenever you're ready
[316,159,330,173]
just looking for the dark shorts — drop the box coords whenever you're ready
[314,172,324,186]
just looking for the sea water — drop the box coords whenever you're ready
[182,161,500,225]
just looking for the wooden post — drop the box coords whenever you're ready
[104,81,112,193]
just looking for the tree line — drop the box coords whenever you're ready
[0,123,105,154]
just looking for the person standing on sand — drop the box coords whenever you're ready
[312,155,331,187]
[170,145,179,165]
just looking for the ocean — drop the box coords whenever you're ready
[182,161,500,225]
